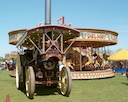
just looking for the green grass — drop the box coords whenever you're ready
[0,70,128,102]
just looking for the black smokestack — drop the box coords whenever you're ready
[45,0,51,25]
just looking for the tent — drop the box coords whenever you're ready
[108,48,128,61]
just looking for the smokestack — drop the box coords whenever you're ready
[45,0,51,25]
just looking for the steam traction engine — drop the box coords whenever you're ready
[15,25,80,98]
[8,0,80,99]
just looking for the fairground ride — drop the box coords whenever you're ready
[65,28,118,79]
[8,0,118,99]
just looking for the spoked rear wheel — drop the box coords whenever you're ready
[25,66,35,99]
[60,67,72,97]
[16,54,24,90]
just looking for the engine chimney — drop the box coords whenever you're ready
[45,0,51,25]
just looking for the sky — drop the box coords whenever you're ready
[0,0,128,58]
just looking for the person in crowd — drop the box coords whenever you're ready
[126,68,128,80]
[119,61,124,75]
[110,61,116,72]
[5,58,13,71]
[92,51,98,64]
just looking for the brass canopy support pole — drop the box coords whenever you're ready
[61,33,63,53]
[42,33,45,53]
[64,39,74,54]
[80,47,82,71]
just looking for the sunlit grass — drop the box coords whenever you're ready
[0,70,128,102]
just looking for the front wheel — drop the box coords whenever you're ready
[60,66,72,97]
[25,66,35,99]
[16,54,24,90]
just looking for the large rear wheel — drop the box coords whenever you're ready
[25,66,35,99]
[60,66,72,97]
[16,54,24,90]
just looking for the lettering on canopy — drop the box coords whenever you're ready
[79,32,117,41]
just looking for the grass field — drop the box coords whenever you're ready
[0,70,128,102]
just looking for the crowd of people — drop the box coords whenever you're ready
[0,58,15,71]
[110,60,128,75]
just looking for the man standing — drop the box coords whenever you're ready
[119,61,124,75]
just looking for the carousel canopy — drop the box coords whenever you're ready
[108,48,128,61]
[67,28,118,48]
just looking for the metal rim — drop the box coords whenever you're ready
[60,67,72,97]
[25,66,35,99]
[16,54,20,89]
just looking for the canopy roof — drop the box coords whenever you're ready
[108,48,128,61]
[8,29,26,45]
[16,25,80,48]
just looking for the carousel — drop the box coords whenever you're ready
[65,28,118,79]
